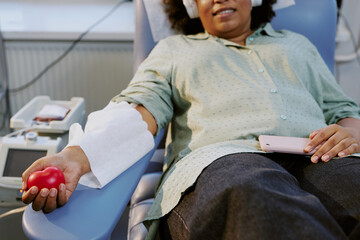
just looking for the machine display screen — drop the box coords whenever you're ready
[3,149,47,177]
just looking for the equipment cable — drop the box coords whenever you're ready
[9,0,128,93]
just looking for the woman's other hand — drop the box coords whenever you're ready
[21,146,90,213]
[305,118,360,163]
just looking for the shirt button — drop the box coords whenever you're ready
[247,50,252,55]
[258,69,264,73]
[280,115,287,120]
[270,88,278,93]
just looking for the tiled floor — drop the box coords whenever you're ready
[0,206,27,240]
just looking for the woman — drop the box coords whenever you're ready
[23,0,360,239]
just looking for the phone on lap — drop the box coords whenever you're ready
[259,135,318,155]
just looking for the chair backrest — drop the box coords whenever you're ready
[128,2,338,239]
[271,0,337,72]
[134,0,337,73]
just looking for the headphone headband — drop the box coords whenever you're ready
[252,0,263,7]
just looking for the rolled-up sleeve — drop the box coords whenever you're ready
[112,40,174,135]
[304,41,360,124]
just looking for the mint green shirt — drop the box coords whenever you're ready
[113,24,360,239]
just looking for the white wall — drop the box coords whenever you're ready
[0,0,135,115]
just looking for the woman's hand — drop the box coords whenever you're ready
[305,120,360,163]
[22,146,90,213]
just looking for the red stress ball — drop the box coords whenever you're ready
[27,166,65,190]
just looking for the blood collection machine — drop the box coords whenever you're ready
[0,96,85,206]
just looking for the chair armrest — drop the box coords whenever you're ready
[22,129,164,240]
[131,172,162,204]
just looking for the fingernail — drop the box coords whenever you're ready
[41,189,49,197]
[338,152,345,157]
[311,156,318,163]
[22,181,26,190]
[30,187,38,194]
[322,155,329,162]
[60,183,65,191]
[305,146,312,152]
[49,189,57,198]
[310,131,318,139]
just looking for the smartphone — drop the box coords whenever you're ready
[259,135,317,155]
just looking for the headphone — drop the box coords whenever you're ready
[252,0,263,8]
[183,0,263,19]
[183,0,199,19]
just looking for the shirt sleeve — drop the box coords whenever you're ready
[304,39,360,124]
[112,39,174,135]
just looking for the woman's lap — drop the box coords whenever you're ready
[295,156,360,238]
[162,153,360,240]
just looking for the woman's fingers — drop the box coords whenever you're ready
[57,183,68,207]
[22,184,69,213]
[338,142,359,158]
[312,137,350,162]
[308,125,337,149]
[28,188,61,212]
[307,124,358,163]
[306,126,336,162]
[31,188,50,211]
[309,130,319,140]
[22,186,39,204]
[43,188,58,213]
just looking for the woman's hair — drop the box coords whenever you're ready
[163,0,277,35]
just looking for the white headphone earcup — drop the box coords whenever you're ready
[251,0,263,7]
[183,0,199,19]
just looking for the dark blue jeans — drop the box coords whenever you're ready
[161,153,360,240]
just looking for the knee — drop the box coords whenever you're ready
[199,155,300,208]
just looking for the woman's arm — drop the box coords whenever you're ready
[305,117,360,163]
[135,105,158,135]
[22,104,157,212]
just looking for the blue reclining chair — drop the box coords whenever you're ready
[22,0,337,239]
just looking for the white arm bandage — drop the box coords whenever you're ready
[67,101,155,188]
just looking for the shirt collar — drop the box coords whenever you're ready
[261,23,285,38]
[186,32,211,40]
[185,23,284,41]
